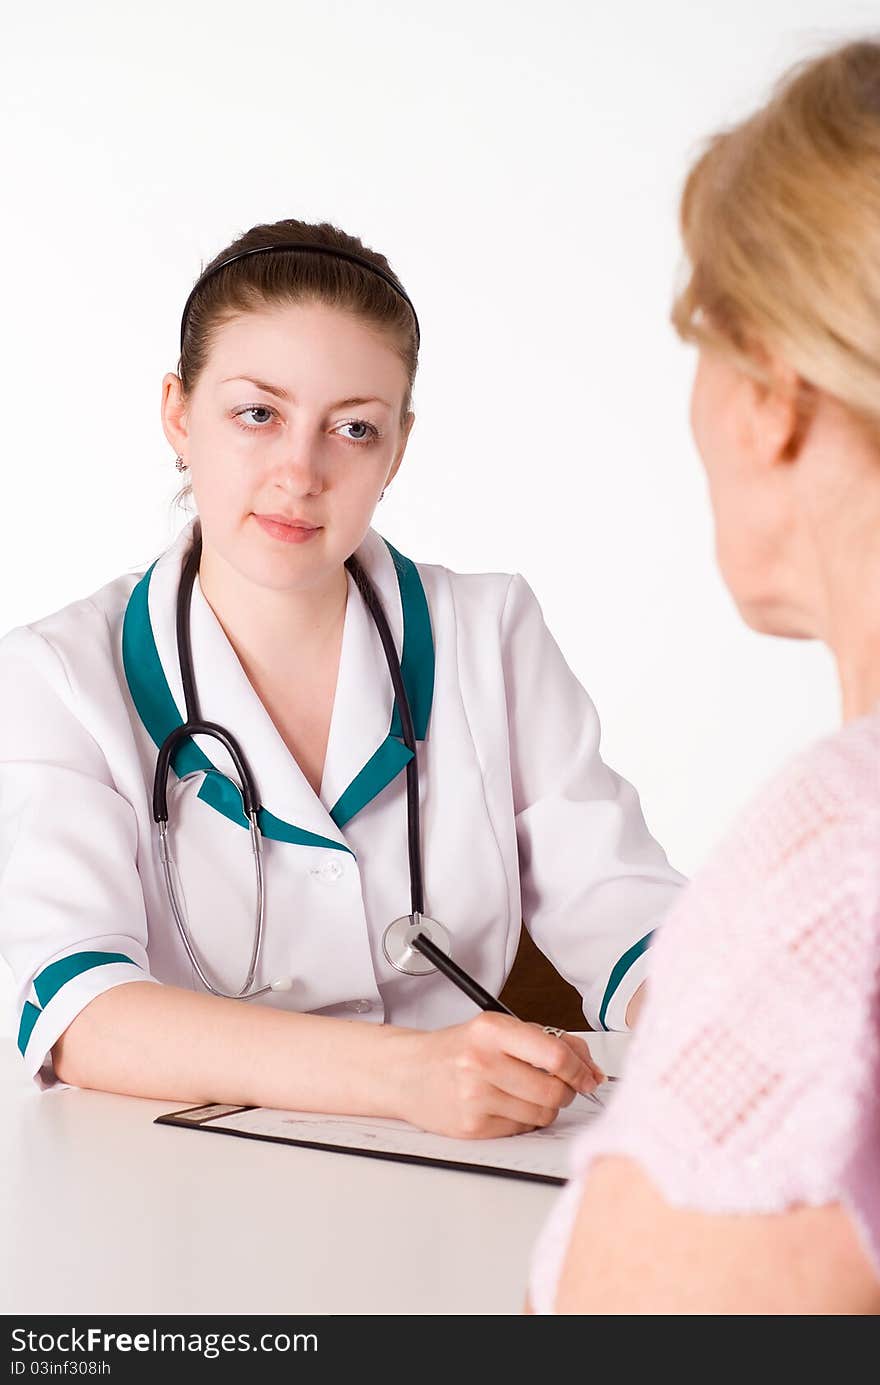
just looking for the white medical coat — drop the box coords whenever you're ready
[0,517,686,1088]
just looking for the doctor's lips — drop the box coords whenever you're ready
[254,513,322,544]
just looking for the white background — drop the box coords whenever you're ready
[1,0,874,1034]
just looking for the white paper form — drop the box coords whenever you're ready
[156,1032,629,1184]
[160,1082,614,1184]
[235,1086,607,1178]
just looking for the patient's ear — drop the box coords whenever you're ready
[746,355,814,467]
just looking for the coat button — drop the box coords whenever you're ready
[310,859,345,883]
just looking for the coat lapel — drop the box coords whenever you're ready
[121,519,435,851]
[320,528,435,828]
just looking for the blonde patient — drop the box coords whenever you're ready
[527,37,880,1314]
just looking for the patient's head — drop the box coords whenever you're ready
[672,39,880,642]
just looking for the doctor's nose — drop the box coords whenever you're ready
[273,438,325,496]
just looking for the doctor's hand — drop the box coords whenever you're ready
[395,1013,604,1140]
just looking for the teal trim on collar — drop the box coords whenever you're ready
[329,539,434,828]
[330,736,413,829]
[598,930,654,1031]
[122,558,352,855]
[121,536,435,846]
[384,539,435,741]
[17,1001,41,1056]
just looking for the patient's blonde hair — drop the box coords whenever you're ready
[671,38,880,441]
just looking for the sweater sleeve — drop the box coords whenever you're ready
[528,713,880,1310]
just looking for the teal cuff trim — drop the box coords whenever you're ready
[34,951,140,1008]
[17,1001,41,1057]
[598,930,654,1031]
[17,951,142,1057]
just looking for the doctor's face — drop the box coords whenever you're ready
[162,301,413,592]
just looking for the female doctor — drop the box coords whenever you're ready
[0,218,685,1139]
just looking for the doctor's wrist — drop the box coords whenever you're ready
[625,981,647,1028]
[381,1027,430,1123]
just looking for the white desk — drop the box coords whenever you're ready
[0,1032,629,1316]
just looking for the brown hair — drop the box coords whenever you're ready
[172,217,419,511]
[671,38,880,441]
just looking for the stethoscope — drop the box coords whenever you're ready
[152,522,453,999]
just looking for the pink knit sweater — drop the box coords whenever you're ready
[529,704,880,1313]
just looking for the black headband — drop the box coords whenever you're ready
[179,241,420,355]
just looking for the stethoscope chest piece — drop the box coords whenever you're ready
[382,914,452,975]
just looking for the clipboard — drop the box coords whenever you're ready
[154,1081,616,1186]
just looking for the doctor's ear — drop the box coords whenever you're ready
[160,371,191,455]
[400,409,415,447]
[386,410,415,487]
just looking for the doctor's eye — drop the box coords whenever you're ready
[333,419,381,447]
[233,405,279,432]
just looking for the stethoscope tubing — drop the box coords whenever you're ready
[345,553,424,918]
[152,523,426,998]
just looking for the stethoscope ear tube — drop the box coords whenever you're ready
[151,521,270,998]
[153,724,193,824]
[345,553,425,920]
[153,719,261,824]
[153,518,261,828]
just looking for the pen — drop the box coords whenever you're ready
[410,931,604,1106]
[411,933,517,1014]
